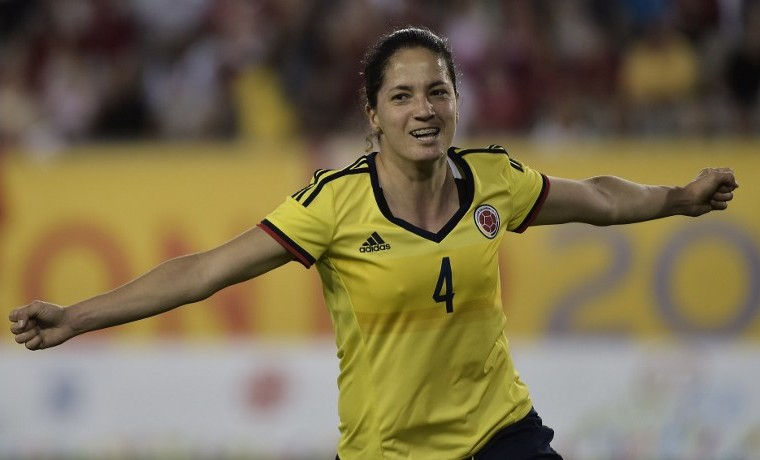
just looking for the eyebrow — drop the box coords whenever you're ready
[389,80,449,92]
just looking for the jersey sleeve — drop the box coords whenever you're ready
[504,155,550,233]
[258,178,336,268]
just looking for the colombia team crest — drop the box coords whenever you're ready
[474,204,500,239]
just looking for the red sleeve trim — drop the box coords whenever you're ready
[258,220,315,268]
[513,174,551,234]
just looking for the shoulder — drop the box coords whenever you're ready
[451,144,509,157]
[292,155,371,207]
[450,144,525,172]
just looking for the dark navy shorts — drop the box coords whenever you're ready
[336,407,563,459]
[470,408,563,460]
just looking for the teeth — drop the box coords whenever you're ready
[411,128,439,137]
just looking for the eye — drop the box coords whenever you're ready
[430,88,449,97]
[391,93,410,101]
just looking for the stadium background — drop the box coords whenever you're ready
[1,1,759,459]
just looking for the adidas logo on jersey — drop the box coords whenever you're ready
[359,232,391,253]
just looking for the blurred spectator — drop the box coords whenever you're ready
[531,0,619,141]
[210,0,296,141]
[87,0,146,140]
[724,2,760,135]
[619,15,701,135]
[0,37,66,156]
[675,0,720,45]
[0,0,758,154]
[469,1,548,135]
[132,0,235,139]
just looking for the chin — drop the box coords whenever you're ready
[410,143,447,161]
[381,139,449,164]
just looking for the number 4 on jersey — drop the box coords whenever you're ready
[433,257,455,313]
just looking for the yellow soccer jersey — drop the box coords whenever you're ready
[259,145,549,460]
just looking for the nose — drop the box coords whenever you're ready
[413,95,435,120]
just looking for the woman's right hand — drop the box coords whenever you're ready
[9,301,74,350]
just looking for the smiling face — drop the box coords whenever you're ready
[366,47,458,166]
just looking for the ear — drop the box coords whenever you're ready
[365,104,381,134]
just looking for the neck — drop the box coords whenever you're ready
[375,152,459,232]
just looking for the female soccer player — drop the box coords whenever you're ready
[9,27,738,459]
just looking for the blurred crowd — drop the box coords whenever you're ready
[1,0,759,154]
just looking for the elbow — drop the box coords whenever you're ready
[172,253,220,304]
[584,177,619,226]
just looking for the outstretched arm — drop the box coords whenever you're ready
[9,226,292,350]
[532,168,738,227]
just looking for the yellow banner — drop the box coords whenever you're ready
[1,140,758,342]
[502,140,760,340]
[0,143,331,344]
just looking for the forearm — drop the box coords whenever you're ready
[589,176,689,225]
[10,226,292,350]
[64,254,215,335]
